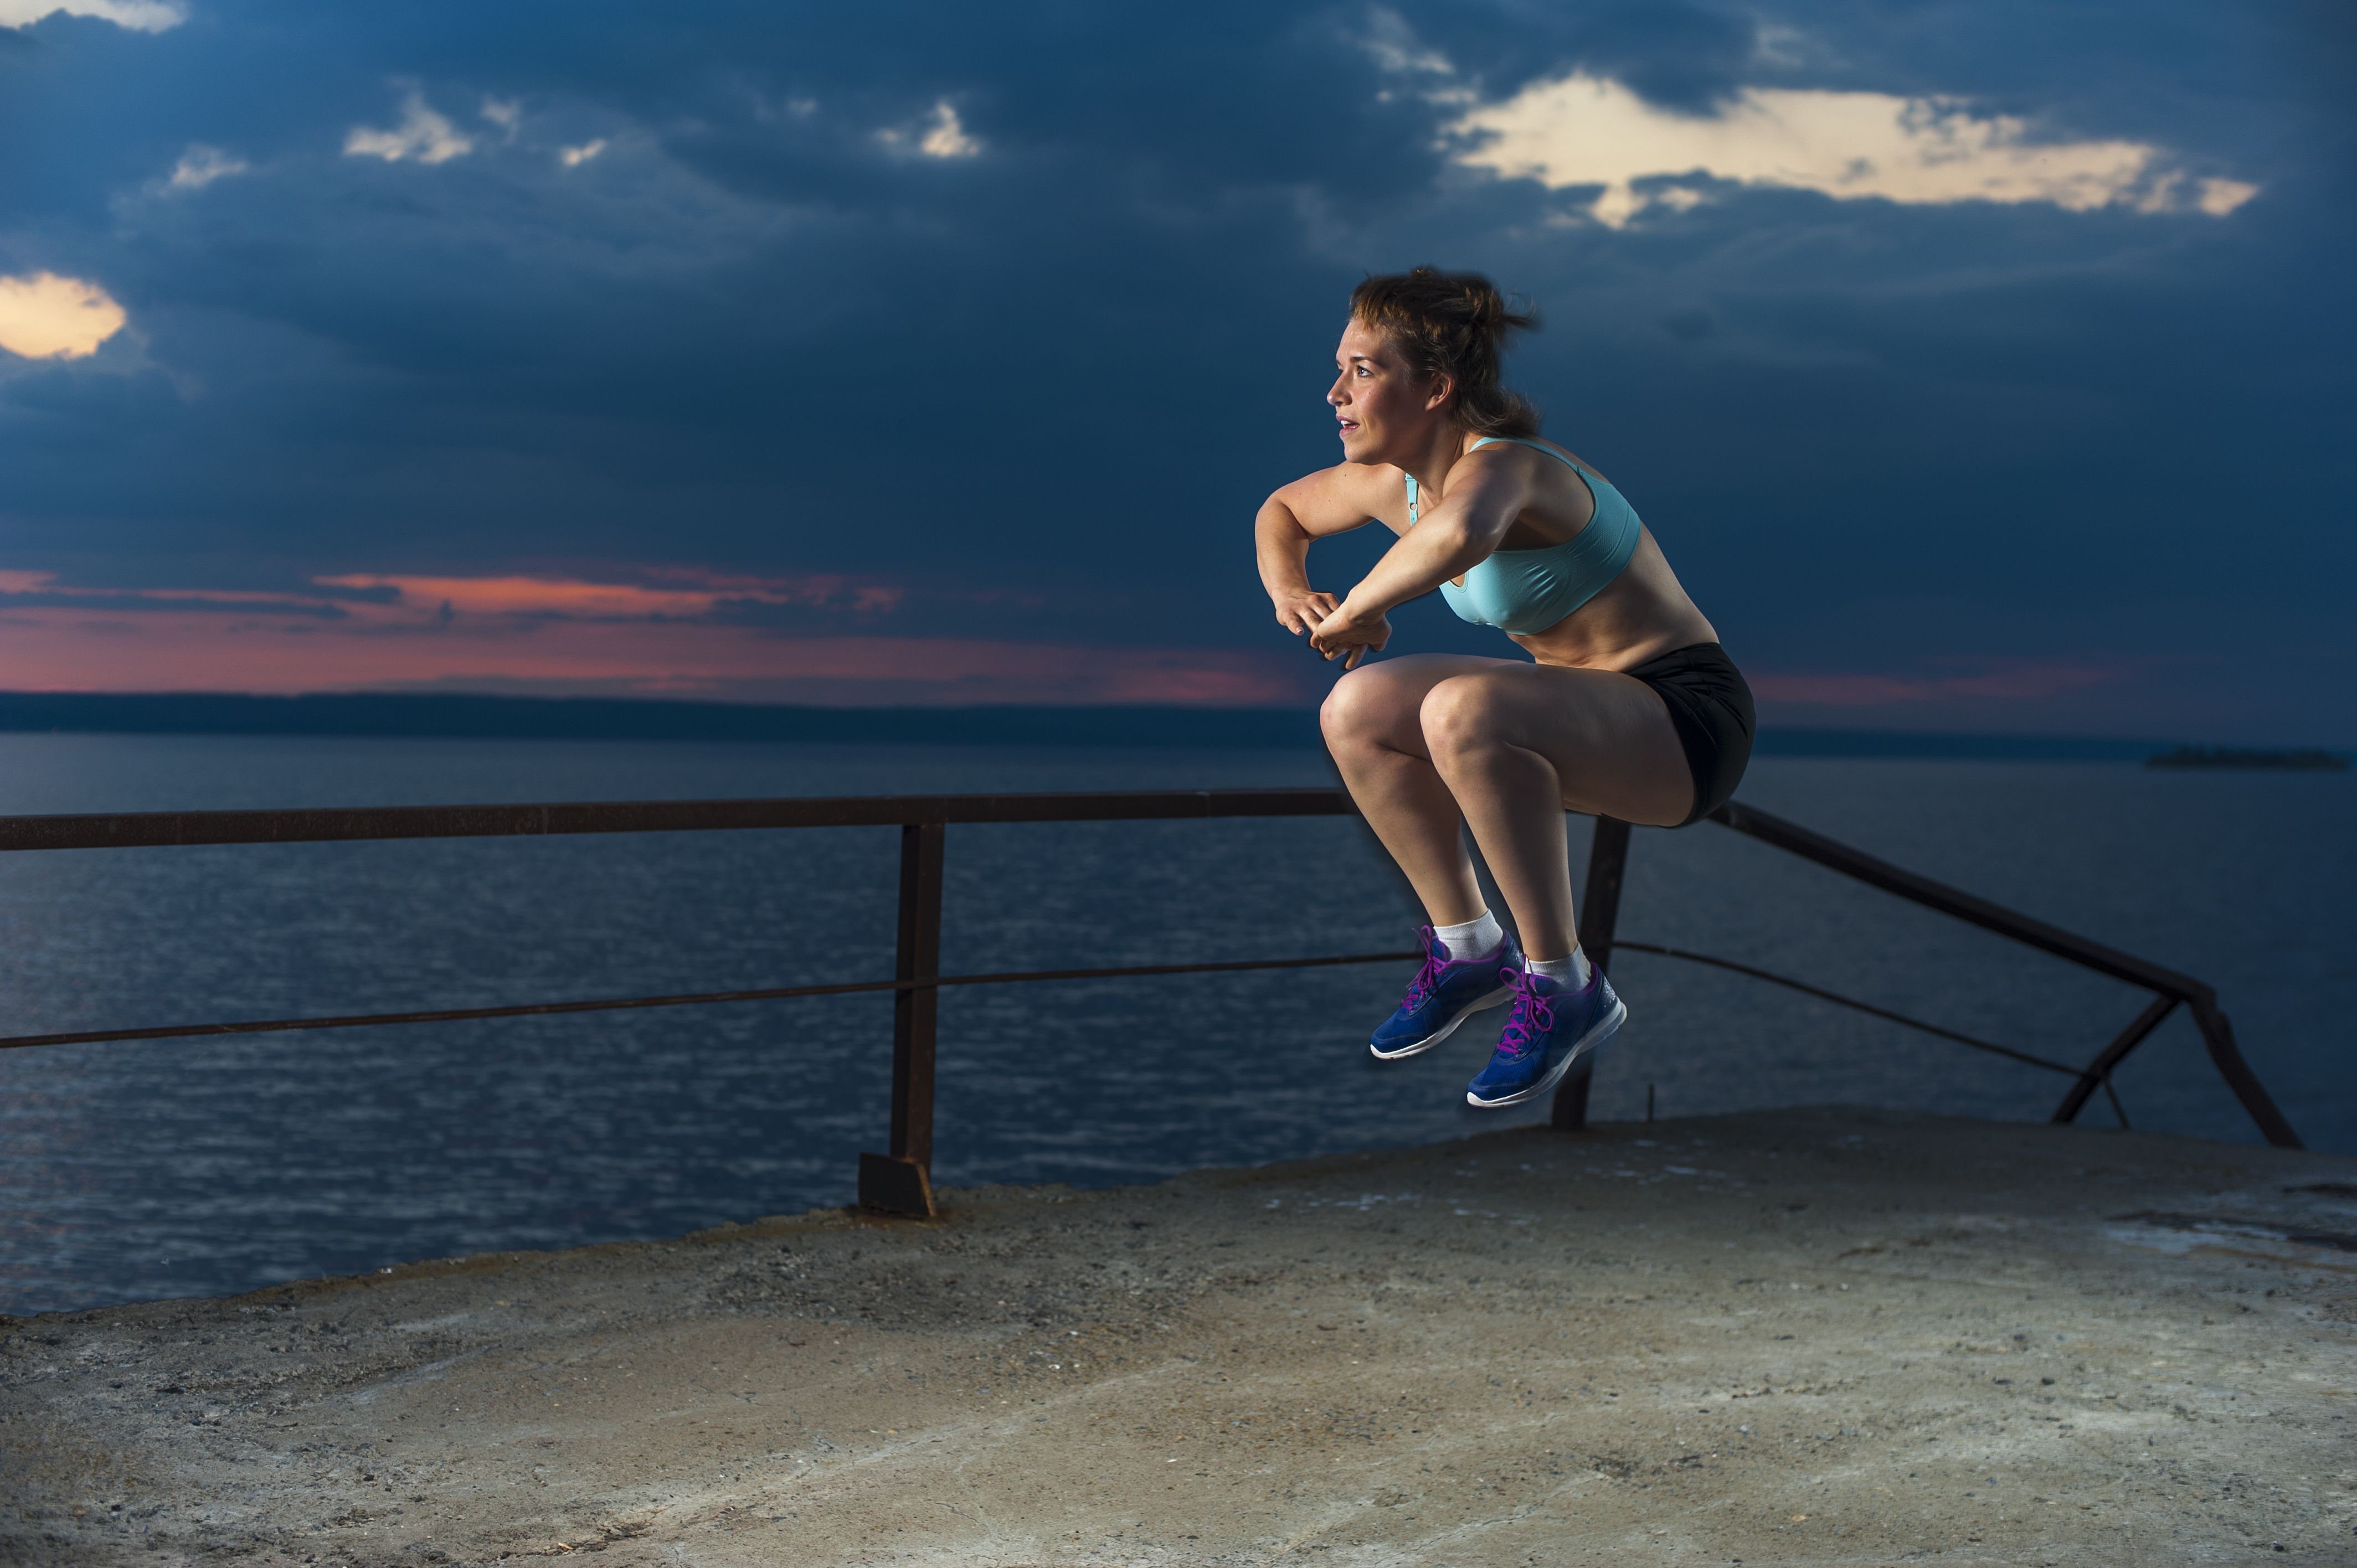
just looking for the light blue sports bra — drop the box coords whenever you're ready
[1406,436,1641,635]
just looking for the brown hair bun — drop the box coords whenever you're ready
[1349,267,1541,438]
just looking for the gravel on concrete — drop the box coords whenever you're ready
[4,1107,2355,1566]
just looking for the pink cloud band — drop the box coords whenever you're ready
[3,570,2137,715]
[312,571,906,620]
[0,569,1301,705]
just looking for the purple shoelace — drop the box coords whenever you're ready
[1494,966,1556,1059]
[1398,925,1449,1009]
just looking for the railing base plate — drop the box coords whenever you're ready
[858,1152,936,1218]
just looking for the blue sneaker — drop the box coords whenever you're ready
[1465,964,1627,1108]
[1369,925,1522,1061]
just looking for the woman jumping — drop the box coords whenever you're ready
[1255,267,1753,1109]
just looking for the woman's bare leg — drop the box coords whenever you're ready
[1419,665,1692,960]
[1319,654,1524,927]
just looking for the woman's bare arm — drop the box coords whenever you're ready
[1302,451,1536,669]
[1255,465,1388,636]
[1335,453,1532,623]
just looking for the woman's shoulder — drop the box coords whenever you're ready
[1468,432,1610,488]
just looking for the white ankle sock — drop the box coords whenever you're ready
[1527,948,1593,987]
[1433,910,1506,961]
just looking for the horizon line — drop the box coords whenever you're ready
[0,689,2341,757]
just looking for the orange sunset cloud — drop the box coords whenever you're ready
[312,572,905,620]
[0,569,1301,705]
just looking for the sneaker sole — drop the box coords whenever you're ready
[1368,986,1513,1061]
[1464,993,1628,1108]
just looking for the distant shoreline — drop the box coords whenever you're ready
[0,691,2335,762]
[2144,745,2349,771]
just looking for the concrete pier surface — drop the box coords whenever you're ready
[5,1107,2355,1566]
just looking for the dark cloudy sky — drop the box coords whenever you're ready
[1,0,2349,739]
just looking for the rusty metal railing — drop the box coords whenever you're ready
[0,790,2298,1218]
[1549,808,2298,1152]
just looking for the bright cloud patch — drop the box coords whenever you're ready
[166,145,249,191]
[344,91,476,166]
[0,0,184,32]
[919,102,980,158]
[559,140,608,168]
[1454,73,2258,226]
[0,273,128,360]
[880,101,981,159]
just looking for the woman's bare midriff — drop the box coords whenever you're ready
[1507,526,1719,673]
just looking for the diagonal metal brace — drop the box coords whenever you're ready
[2053,995,2175,1126]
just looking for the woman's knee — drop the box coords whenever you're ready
[1418,674,1511,762]
[1320,664,1418,750]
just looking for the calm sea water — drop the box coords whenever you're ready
[0,733,2348,1316]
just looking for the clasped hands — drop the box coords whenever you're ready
[1272,589,1391,672]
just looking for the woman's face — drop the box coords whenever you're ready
[1329,317,1448,465]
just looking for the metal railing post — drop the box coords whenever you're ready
[1552,814,1630,1131]
[859,819,945,1215]
[2186,994,2302,1149]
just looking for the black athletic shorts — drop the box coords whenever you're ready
[1627,642,1754,827]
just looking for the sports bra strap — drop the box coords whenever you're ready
[1405,437,1595,527]
[1470,435,1599,482]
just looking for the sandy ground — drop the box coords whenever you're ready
[4,1107,2355,1567]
